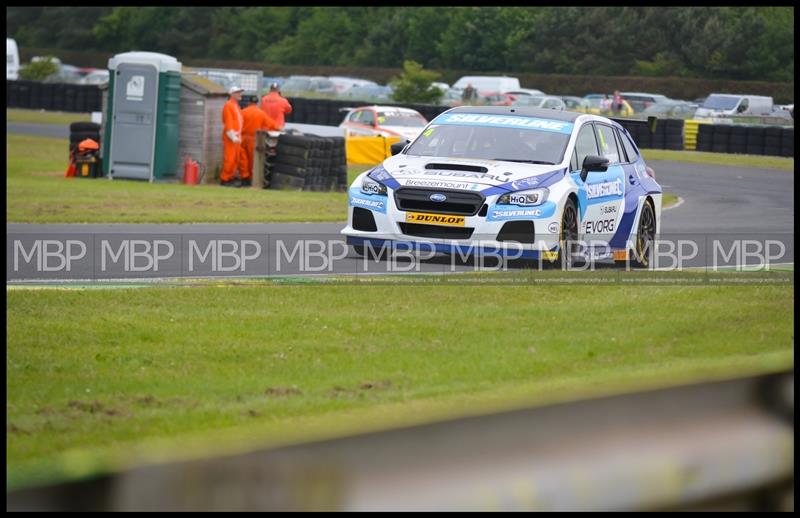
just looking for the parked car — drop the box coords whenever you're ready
[479,92,518,106]
[561,96,585,111]
[340,105,428,140]
[640,100,697,119]
[79,69,110,85]
[505,88,546,98]
[452,75,521,94]
[43,63,83,84]
[619,92,671,113]
[694,94,775,118]
[280,75,337,97]
[341,85,394,103]
[513,95,566,111]
[440,87,464,107]
[329,76,378,95]
[263,76,286,89]
[431,82,450,93]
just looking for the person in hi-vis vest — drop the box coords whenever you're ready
[241,102,279,186]
[220,86,248,186]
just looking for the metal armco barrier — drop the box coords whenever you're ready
[6,370,793,511]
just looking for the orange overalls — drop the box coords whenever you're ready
[260,91,293,129]
[221,98,247,182]
[241,104,279,180]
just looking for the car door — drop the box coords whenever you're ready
[569,123,626,249]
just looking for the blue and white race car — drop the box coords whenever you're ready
[342,106,662,267]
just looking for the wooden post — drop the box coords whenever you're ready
[252,130,266,189]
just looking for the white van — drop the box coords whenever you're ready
[7,38,20,80]
[694,93,774,118]
[452,75,521,94]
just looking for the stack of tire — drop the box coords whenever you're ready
[696,124,794,157]
[663,119,684,150]
[270,134,349,191]
[779,127,794,157]
[271,134,311,190]
[696,124,714,152]
[330,136,349,191]
[618,120,651,148]
[303,136,326,191]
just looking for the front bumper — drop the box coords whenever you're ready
[342,188,561,260]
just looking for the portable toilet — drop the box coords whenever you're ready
[103,51,181,181]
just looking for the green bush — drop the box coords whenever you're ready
[19,57,59,81]
[389,60,444,104]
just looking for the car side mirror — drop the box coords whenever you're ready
[580,155,609,182]
[390,140,410,156]
[736,103,747,113]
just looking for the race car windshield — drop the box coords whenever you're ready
[377,112,427,127]
[405,123,570,164]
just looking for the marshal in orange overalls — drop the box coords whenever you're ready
[240,104,279,181]
[221,96,247,182]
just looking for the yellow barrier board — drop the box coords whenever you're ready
[346,135,402,165]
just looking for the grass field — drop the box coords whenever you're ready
[6,134,370,223]
[6,272,794,488]
[7,108,91,125]
[8,132,684,224]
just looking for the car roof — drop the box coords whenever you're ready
[357,105,423,114]
[620,92,668,97]
[443,105,582,122]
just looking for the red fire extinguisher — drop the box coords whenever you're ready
[183,157,199,185]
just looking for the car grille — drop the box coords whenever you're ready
[398,223,475,240]
[394,188,484,216]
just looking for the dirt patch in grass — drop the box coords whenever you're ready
[66,400,127,417]
[264,386,303,397]
[360,380,393,390]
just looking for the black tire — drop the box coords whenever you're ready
[273,154,308,168]
[277,134,313,148]
[272,164,308,178]
[555,197,580,268]
[631,200,656,268]
[276,145,310,160]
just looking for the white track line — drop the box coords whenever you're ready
[663,196,685,211]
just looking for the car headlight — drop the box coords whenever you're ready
[498,188,549,206]
[361,176,387,196]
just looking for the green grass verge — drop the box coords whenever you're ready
[6,134,371,223]
[7,108,91,125]
[7,133,683,223]
[642,148,794,172]
[662,192,679,208]
[7,275,794,488]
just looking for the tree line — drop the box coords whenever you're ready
[7,6,794,83]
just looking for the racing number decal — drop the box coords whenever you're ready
[405,212,465,227]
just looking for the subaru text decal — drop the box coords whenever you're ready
[433,113,574,134]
